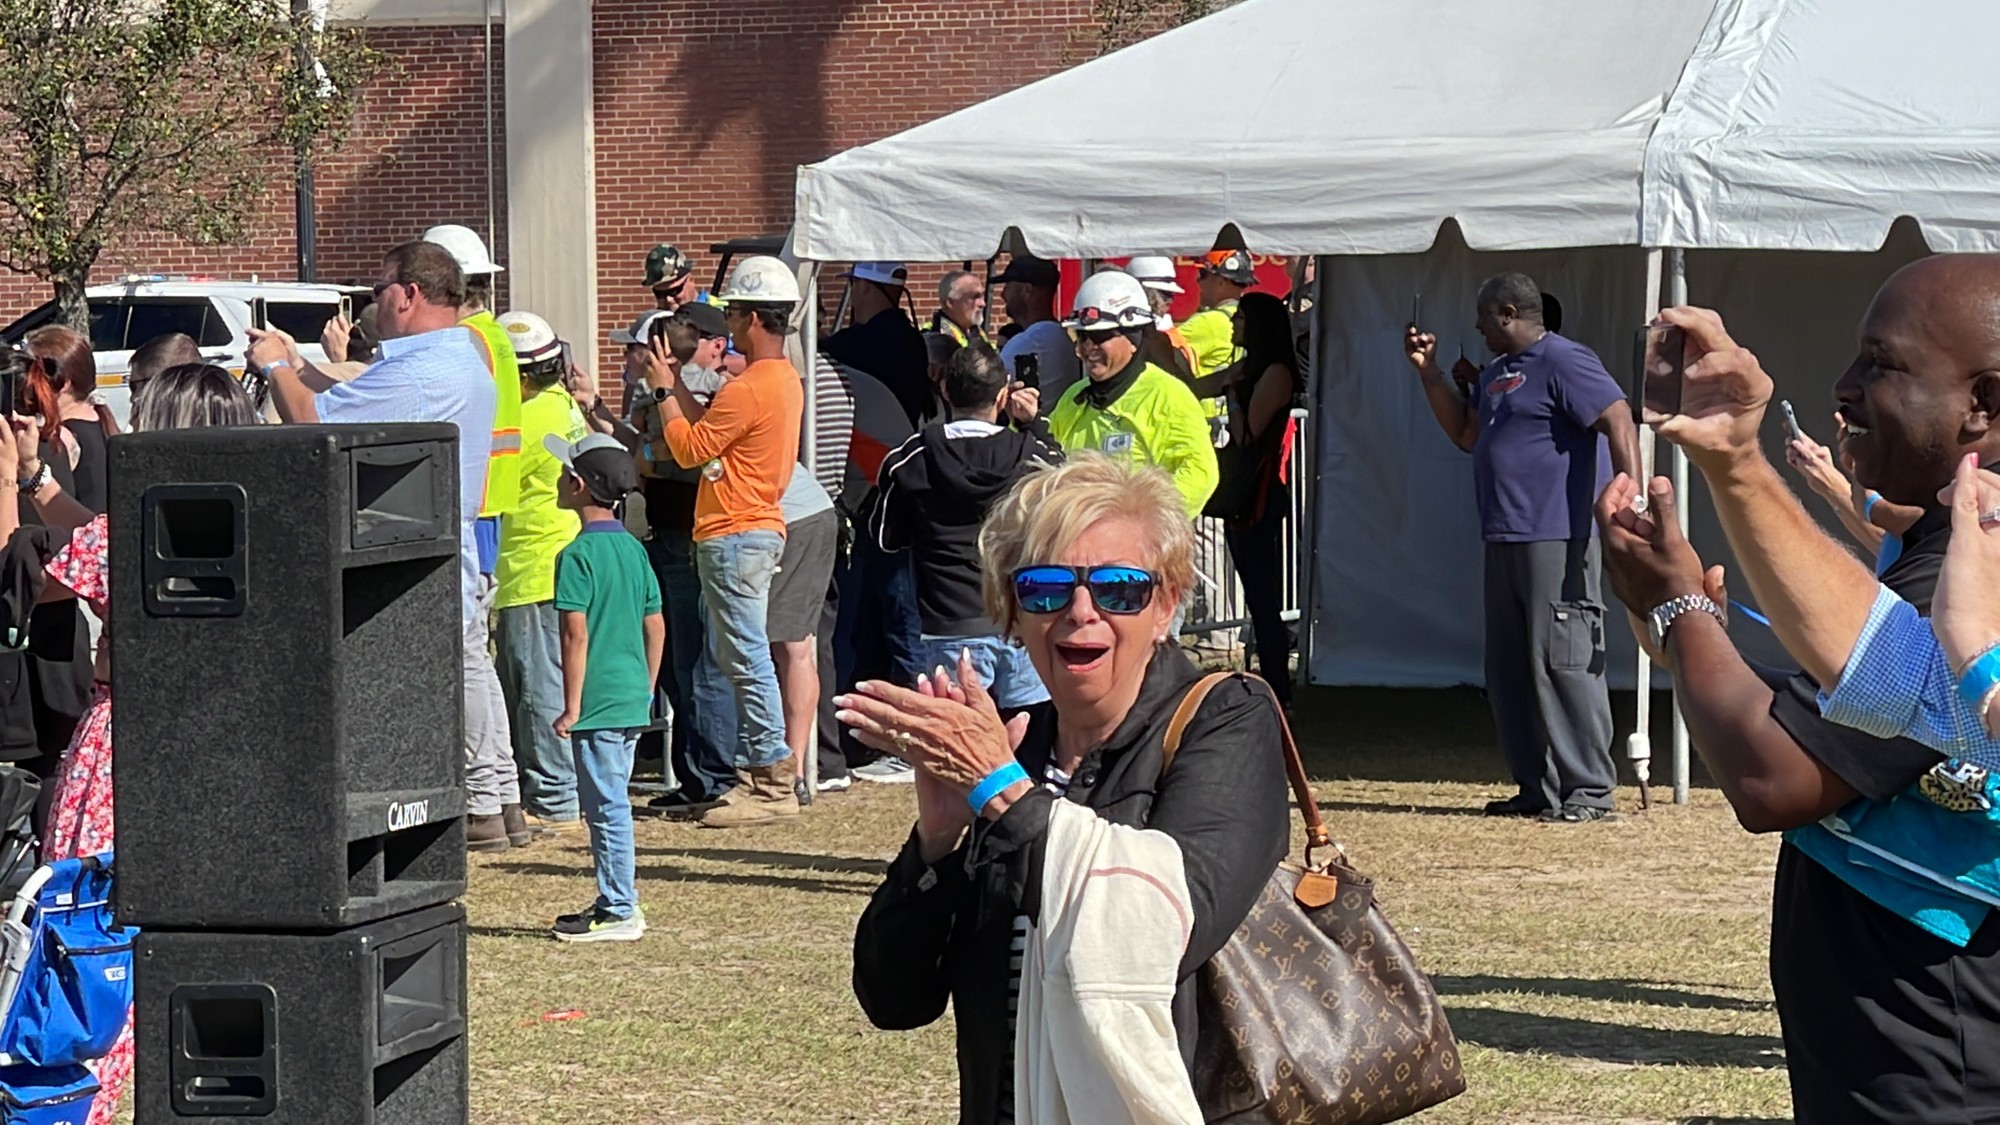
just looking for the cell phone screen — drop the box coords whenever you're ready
[1636,324,1685,417]
[1014,353,1039,390]
[249,298,268,332]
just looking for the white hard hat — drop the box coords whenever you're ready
[1063,270,1153,331]
[499,310,562,365]
[1124,255,1184,295]
[422,223,503,275]
[718,255,801,305]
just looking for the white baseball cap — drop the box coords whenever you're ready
[610,309,669,345]
[843,261,910,287]
[1124,255,1184,295]
[422,223,503,275]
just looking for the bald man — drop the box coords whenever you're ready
[1596,255,2000,1122]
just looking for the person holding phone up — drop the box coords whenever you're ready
[1405,272,1640,823]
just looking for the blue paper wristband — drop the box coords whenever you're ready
[968,762,1030,815]
[1956,644,2000,715]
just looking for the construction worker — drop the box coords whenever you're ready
[644,244,696,311]
[1048,270,1217,519]
[1179,248,1257,381]
[424,223,524,573]
[1118,255,1198,380]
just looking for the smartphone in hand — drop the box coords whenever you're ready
[1781,400,1803,442]
[1014,352,1039,390]
[1635,323,1686,416]
[1409,293,1424,332]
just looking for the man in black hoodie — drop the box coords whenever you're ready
[872,344,1062,710]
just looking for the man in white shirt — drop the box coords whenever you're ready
[996,255,1082,408]
[250,240,525,853]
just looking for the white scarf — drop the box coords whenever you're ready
[1015,800,1203,1124]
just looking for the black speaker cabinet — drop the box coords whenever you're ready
[109,424,467,929]
[134,903,468,1123]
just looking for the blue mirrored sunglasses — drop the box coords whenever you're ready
[1012,565,1158,616]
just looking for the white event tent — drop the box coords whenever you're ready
[790,0,2000,799]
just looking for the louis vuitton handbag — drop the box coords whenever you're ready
[1163,674,1466,1124]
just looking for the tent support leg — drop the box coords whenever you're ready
[801,263,820,798]
[1668,249,1692,806]
[1628,248,1664,808]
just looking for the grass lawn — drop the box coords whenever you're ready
[459,687,1793,1124]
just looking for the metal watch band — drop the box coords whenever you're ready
[1649,594,1724,645]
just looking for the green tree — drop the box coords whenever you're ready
[1093,0,1214,55]
[0,0,378,328]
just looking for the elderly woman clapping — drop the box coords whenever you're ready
[842,453,1288,1124]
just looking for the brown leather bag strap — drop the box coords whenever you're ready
[1161,672,1333,853]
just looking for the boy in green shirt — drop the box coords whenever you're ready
[547,432,665,942]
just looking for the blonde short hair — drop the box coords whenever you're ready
[978,452,1197,632]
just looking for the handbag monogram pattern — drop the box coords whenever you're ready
[1163,674,1465,1124]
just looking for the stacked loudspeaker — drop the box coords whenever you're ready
[112,424,470,1123]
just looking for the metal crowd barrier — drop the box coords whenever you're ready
[1179,407,1309,640]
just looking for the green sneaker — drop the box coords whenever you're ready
[551,905,646,943]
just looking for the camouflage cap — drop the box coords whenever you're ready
[643,244,693,288]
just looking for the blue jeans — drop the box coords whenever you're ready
[572,727,640,918]
[645,531,736,796]
[695,529,788,768]
[496,601,576,818]
[834,531,923,764]
[918,634,1049,711]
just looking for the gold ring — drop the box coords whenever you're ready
[892,729,914,754]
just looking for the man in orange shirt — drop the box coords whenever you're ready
[655,255,805,826]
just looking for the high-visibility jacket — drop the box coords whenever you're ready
[1177,301,1242,377]
[1049,362,1218,519]
[462,310,524,516]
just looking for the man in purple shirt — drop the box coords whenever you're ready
[1407,273,1641,822]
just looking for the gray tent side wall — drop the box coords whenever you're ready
[1304,221,1932,689]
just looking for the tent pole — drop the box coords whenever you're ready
[1299,257,1326,681]
[1668,248,1691,805]
[1629,248,1664,808]
[801,263,820,798]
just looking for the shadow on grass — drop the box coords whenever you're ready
[1432,974,1769,1012]
[1318,799,1490,818]
[1446,1006,1784,1068]
[1289,686,1716,789]
[487,861,870,896]
[635,846,889,876]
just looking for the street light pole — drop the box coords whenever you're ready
[292,0,318,282]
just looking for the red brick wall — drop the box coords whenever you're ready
[0,25,507,324]
[591,0,1100,381]
[0,3,1107,387]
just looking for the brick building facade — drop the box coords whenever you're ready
[0,2,1109,389]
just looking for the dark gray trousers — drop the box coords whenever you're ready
[1483,538,1616,811]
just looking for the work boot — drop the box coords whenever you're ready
[502,804,533,848]
[646,771,747,819]
[467,813,511,853]
[699,760,801,828]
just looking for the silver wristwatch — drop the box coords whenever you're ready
[1647,594,1725,649]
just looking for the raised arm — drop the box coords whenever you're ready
[1650,307,1880,686]
[1405,327,1477,450]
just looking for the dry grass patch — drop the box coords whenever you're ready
[446,687,1791,1123]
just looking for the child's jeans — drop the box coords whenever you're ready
[571,726,641,918]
